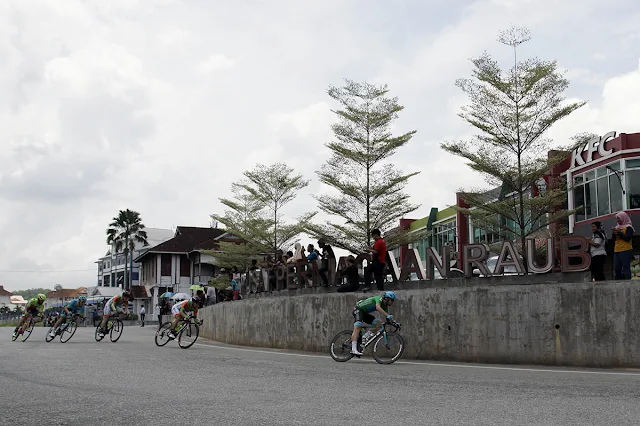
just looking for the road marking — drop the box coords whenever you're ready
[193,341,640,377]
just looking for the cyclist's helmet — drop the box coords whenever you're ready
[383,291,396,301]
[78,296,87,302]
[122,290,131,299]
[37,293,46,303]
[192,295,205,307]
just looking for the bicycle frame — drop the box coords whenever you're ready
[359,320,401,349]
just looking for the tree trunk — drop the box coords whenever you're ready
[274,205,278,263]
[124,235,129,290]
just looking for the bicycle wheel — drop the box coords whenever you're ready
[329,330,355,362]
[155,322,173,347]
[94,324,106,342]
[372,331,404,364]
[21,321,35,342]
[178,322,199,349]
[60,321,77,343]
[110,319,123,342]
[45,325,57,342]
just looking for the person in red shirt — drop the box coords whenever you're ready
[364,228,387,291]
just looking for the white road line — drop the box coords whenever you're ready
[193,341,640,377]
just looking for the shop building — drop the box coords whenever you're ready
[392,131,640,269]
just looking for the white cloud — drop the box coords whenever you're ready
[196,55,235,74]
[2,0,640,290]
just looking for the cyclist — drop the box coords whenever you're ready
[97,291,131,337]
[49,296,86,338]
[350,291,396,355]
[13,294,46,338]
[168,291,205,339]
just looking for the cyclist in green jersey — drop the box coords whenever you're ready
[351,291,396,355]
[13,294,46,338]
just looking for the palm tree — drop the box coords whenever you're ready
[106,209,149,290]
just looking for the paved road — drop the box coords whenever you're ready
[1,325,640,426]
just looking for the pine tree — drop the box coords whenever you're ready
[238,163,311,261]
[307,80,420,254]
[208,183,271,271]
[441,27,587,266]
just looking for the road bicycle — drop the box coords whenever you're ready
[95,312,127,342]
[155,315,201,349]
[46,314,83,343]
[329,318,404,364]
[11,315,42,342]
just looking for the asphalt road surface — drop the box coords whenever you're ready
[1,325,640,426]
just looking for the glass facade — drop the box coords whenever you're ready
[433,220,457,253]
[573,161,624,222]
[407,219,456,261]
[626,159,640,209]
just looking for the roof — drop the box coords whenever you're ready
[88,286,123,297]
[96,227,174,262]
[0,286,13,296]
[130,286,150,299]
[46,287,87,299]
[134,226,226,262]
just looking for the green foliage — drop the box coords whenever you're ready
[306,79,420,253]
[210,163,312,270]
[106,209,149,289]
[239,163,312,259]
[441,27,586,260]
[12,288,51,300]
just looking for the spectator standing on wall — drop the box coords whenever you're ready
[139,305,145,327]
[612,211,635,280]
[588,221,607,281]
[318,240,335,287]
[363,229,387,291]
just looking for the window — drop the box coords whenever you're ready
[161,254,172,276]
[596,177,610,216]
[433,220,457,253]
[573,161,624,222]
[627,169,640,209]
[180,255,191,277]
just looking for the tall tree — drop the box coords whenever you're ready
[240,163,312,260]
[208,183,271,271]
[307,80,420,254]
[441,27,586,266]
[106,209,149,290]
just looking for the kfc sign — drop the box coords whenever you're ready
[570,131,617,169]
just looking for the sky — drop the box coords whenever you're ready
[1,0,640,291]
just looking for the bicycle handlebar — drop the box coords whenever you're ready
[385,319,402,330]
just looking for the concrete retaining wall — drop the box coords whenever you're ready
[199,278,640,368]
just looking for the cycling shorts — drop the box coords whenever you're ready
[26,306,39,316]
[171,304,185,317]
[352,308,379,327]
[103,304,118,316]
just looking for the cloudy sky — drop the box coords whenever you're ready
[1,0,640,291]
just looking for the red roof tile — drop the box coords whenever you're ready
[0,286,13,296]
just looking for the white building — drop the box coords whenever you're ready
[95,228,174,289]
[0,286,14,312]
[133,226,237,317]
